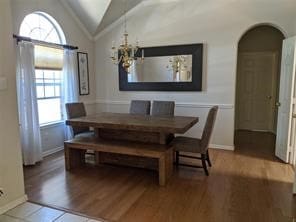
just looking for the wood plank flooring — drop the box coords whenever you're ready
[24,130,296,222]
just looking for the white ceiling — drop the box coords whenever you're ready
[62,0,144,37]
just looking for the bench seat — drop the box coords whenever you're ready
[64,135,173,186]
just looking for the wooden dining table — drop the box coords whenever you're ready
[65,112,199,185]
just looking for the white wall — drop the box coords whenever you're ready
[94,0,296,149]
[10,0,97,155]
[0,0,26,213]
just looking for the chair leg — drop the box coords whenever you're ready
[206,150,212,167]
[201,154,209,176]
[175,151,179,166]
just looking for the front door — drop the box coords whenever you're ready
[236,52,277,131]
[275,37,296,163]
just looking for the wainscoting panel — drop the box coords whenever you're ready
[39,102,97,157]
[40,123,65,156]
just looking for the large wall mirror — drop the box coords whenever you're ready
[119,44,203,91]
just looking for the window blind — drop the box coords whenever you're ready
[34,45,64,70]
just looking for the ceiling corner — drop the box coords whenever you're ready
[59,0,94,41]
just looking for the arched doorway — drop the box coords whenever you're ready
[234,25,285,155]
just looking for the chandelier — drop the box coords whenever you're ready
[167,55,190,82]
[110,1,144,72]
[167,56,188,73]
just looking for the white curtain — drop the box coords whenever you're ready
[16,42,42,165]
[61,49,79,140]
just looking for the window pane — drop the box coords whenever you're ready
[37,98,62,125]
[45,30,60,44]
[36,86,45,98]
[44,79,55,84]
[54,71,61,79]
[35,79,43,84]
[39,16,53,34]
[35,69,43,78]
[43,70,54,79]
[44,85,55,97]
[55,86,60,96]
[30,27,44,41]
[20,13,63,44]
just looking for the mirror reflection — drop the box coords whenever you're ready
[127,55,192,83]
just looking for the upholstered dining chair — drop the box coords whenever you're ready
[151,101,175,117]
[65,102,95,159]
[129,100,151,115]
[172,106,218,176]
[65,102,93,137]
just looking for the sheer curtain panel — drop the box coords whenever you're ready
[16,42,42,165]
[61,49,79,140]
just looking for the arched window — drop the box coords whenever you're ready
[20,12,65,44]
[20,12,66,125]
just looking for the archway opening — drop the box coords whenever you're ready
[234,25,285,158]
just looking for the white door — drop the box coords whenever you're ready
[236,52,277,131]
[275,37,296,163]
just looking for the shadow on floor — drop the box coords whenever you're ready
[234,130,283,162]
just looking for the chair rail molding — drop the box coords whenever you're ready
[95,99,234,109]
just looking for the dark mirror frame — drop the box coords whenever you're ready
[119,43,203,91]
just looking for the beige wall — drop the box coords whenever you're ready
[0,0,26,213]
[94,0,296,149]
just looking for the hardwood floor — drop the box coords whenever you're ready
[24,131,296,222]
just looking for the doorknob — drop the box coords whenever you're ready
[267,95,272,99]
[276,102,281,107]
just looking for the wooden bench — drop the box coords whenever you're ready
[64,136,173,186]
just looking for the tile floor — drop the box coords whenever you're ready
[0,202,103,222]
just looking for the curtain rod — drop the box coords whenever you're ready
[13,34,78,50]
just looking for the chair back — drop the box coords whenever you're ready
[200,106,218,153]
[129,100,151,115]
[151,101,175,117]
[65,102,89,136]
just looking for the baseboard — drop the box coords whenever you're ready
[0,195,28,215]
[42,146,64,157]
[210,144,235,151]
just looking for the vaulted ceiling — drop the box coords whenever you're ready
[61,0,144,37]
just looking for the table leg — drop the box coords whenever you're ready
[158,147,173,186]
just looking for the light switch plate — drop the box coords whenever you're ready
[0,77,8,90]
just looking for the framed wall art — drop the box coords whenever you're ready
[77,52,90,95]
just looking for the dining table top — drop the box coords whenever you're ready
[66,112,199,134]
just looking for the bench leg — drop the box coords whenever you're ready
[158,148,173,186]
[64,143,71,170]
[64,144,85,170]
[95,151,100,165]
